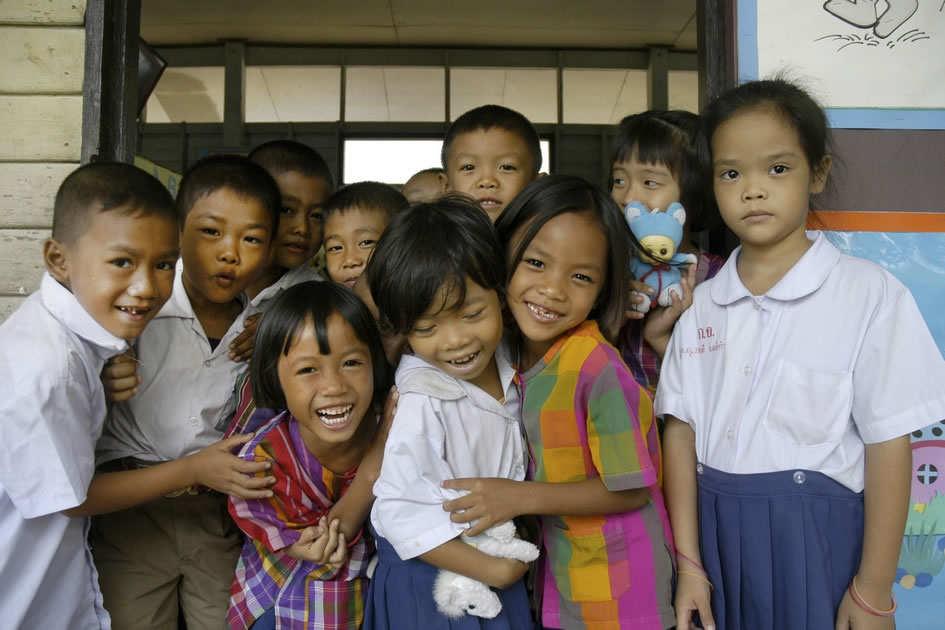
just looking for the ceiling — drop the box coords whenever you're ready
[140,0,699,50]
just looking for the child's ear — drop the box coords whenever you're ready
[810,155,833,194]
[436,172,449,195]
[43,238,71,286]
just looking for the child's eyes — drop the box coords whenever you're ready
[110,258,133,269]
[343,359,363,368]
[200,227,219,236]
[644,180,660,188]
[523,258,544,269]
[244,236,264,245]
[296,367,317,375]
[770,164,789,175]
[463,309,484,321]
[459,164,475,172]
[412,325,435,335]
[325,244,342,253]
[358,239,376,248]
[280,206,294,216]
[310,211,323,221]
[156,261,176,271]
[499,164,517,172]
[573,273,594,283]
[719,170,739,180]
[612,176,626,187]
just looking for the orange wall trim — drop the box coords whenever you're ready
[807,211,945,233]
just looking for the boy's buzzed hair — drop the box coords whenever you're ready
[176,154,281,236]
[441,104,542,176]
[248,139,335,191]
[322,181,407,222]
[52,162,178,245]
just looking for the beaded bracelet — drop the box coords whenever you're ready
[676,550,707,574]
[848,576,897,617]
[678,570,714,590]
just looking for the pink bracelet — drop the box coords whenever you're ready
[848,577,896,617]
[676,550,707,574]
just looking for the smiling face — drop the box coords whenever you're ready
[712,107,829,255]
[277,313,375,455]
[445,128,535,222]
[406,276,504,391]
[506,211,608,366]
[611,151,682,213]
[323,206,389,288]
[46,208,179,340]
[179,187,272,308]
[271,171,332,270]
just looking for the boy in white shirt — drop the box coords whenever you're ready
[0,163,270,630]
[93,155,280,629]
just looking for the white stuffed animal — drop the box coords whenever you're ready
[433,521,539,619]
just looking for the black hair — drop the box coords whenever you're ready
[52,162,178,244]
[176,154,281,237]
[441,104,542,177]
[609,110,714,232]
[367,195,506,336]
[495,174,630,343]
[322,181,407,223]
[408,167,445,177]
[697,78,832,196]
[250,281,391,411]
[248,140,335,192]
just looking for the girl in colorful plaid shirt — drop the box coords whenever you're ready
[444,175,676,629]
[226,281,392,630]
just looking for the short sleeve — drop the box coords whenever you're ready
[370,392,465,560]
[581,345,658,491]
[652,309,693,427]
[851,285,945,443]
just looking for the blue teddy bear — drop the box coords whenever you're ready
[624,201,697,313]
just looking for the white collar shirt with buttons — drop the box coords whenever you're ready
[0,273,122,629]
[98,259,250,463]
[248,263,323,315]
[655,232,945,492]
[371,341,526,560]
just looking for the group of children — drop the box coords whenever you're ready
[2,77,944,630]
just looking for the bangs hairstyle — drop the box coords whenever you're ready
[248,140,335,191]
[322,181,407,222]
[441,104,542,176]
[609,110,713,231]
[250,281,391,411]
[176,154,282,237]
[496,174,630,343]
[367,195,506,336]
[52,162,178,244]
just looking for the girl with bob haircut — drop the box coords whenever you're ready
[443,175,676,629]
[227,280,392,630]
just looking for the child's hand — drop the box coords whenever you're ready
[675,570,715,630]
[285,517,348,566]
[642,263,696,360]
[101,349,140,403]
[623,278,654,323]
[229,313,261,363]
[188,433,275,499]
[834,583,896,630]
[441,477,522,537]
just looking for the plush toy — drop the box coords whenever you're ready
[433,521,539,619]
[624,201,698,313]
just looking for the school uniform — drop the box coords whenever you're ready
[93,259,251,629]
[655,231,945,630]
[365,343,532,629]
[0,273,125,630]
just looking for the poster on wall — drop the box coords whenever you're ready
[737,0,945,128]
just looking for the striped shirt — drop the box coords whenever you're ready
[520,321,675,630]
[228,412,371,630]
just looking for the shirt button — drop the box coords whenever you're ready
[696,463,704,475]
[726,428,735,439]
[743,364,752,375]
[189,416,198,426]
[753,300,762,311]
[204,359,212,367]
[793,471,806,484]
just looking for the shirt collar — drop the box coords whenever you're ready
[39,272,128,356]
[710,231,841,305]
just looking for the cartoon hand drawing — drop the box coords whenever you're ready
[824,0,919,38]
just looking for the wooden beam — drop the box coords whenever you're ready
[223,40,245,148]
[647,46,669,110]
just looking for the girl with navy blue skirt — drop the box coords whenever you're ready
[655,78,945,630]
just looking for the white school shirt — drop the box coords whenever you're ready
[0,273,122,629]
[371,342,527,560]
[248,264,323,316]
[97,259,250,463]
[655,232,945,492]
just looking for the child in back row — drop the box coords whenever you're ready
[442,104,543,222]
[365,197,533,629]
[657,78,945,630]
[442,175,675,629]
[0,163,270,630]
[93,155,281,629]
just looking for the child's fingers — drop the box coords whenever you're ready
[629,278,654,295]
[440,478,475,492]
[328,533,347,565]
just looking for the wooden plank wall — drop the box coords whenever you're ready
[0,1,86,321]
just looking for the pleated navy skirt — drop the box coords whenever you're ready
[697,465,864,630]
[363,536,534,630]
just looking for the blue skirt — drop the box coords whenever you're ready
[363,536,534,630]
[697,465,864,630]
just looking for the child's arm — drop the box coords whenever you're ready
[62,433,274,517]
[642,263,695,359]
[420,538,529,589]
[835,435,910,629]
[662,415,714,630]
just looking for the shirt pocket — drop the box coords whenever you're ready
[545,519,631,603]
[763,359,853,447]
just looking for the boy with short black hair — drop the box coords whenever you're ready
[322,181,406,288]
[0,162,268,630]
[441,104,542,222]
[93,154,280,629]
[402,166,447,203]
